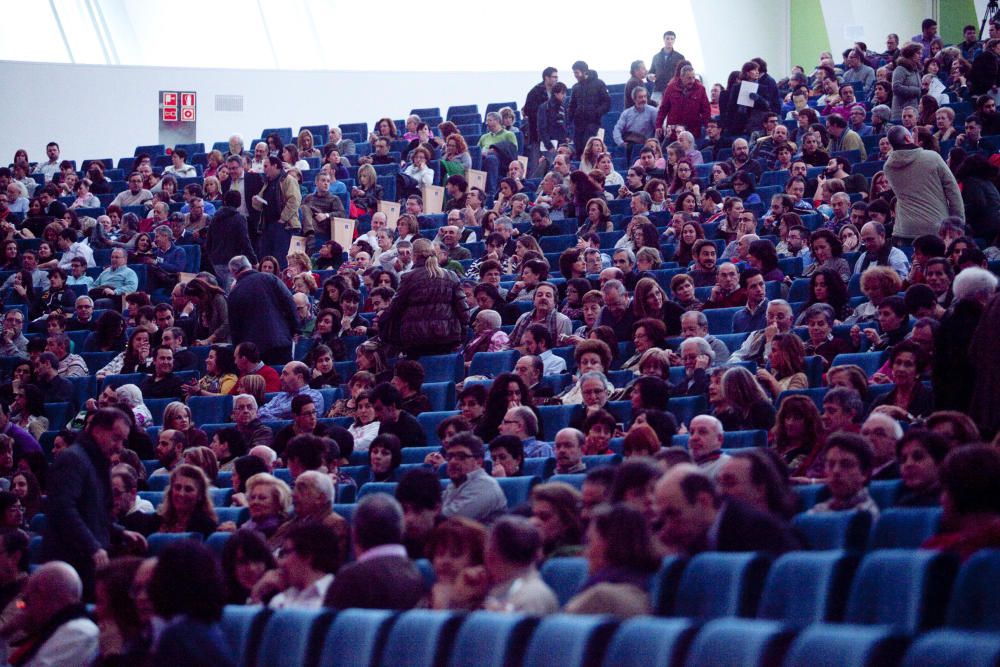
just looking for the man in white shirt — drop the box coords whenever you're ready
[32,142,61,181]
[521,323,567,375]
[266,524,341,609]
[109,172,153,209]
[38,228,95,270]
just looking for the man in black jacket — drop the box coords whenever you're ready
[523,67,560,170]
[41,408,146,597]
[567,61,611,160]
[653,463,801,555]
[227,255,298,365]
[323,494,424,610]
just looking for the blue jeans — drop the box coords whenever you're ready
[259,223,292,268]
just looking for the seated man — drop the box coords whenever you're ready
[808,432,880,519]
[231,394,275,450]
[323,494,425,610]
[730,269,768,334]
[678,311,730,364]
[272,396,330,458]
[653,463,801,555]
[234,343,281,393]
[159,326,198,372]
[209,427,249,473]
[452,516,559,614]
[151,429,187,476]
[669,337,714,397]
[395,468,443,559]
[0,310,27,359]
[112,468,154,525]
[64,296,96,332]
[687,415,731,479]
[391,360,432,417]
[860,413,903,480]
[513,355,555,403]
[284,435,327,481]
[553,428,587,474]
[508,282,572,349]
[0,562,98,665]
[521,324,567,376]
[371,383,425,447]
[269,471,348,562]
[499,406,552,458]
[139,346,186,400]
[257,362,325,421]
[46,333,88,378]
[730,300,794,364]
[32,351,74,406]
[268,524,342,609]
[441,432,507,523]
[704,262,746,310]
[687,239,719,288]
[90,248,139,302]
[821,387,865,438]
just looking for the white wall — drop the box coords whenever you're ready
[818,0,935,58]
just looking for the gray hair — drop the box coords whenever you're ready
[601,279,626,297]
[298,470,335,503]
[632,191,652,207]
[485,111,502,124]
[681,310,709,330]
[153,224,172,238]
[495,217,514,231]
[613,247,635,263]
[887,125,913,149]
[354,493,405,549]
[233,393,258,410]
[680,336,715,362]
[631,86,648,102]
[767,299,792,314]
[75,295,94,307]
[831,192,851,204]
[952,267,998,302]
[229,255,253,273]
[802,303,835,325]
[579,371,609,387]
[476,309,501,329]
[508,406,539,437]
[115,384,144,408]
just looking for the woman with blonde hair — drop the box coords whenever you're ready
[234,374,267,408]
[240,472,292,537]
[162,401,209,449]
[349,163,383,215]
[297,129,321,159]
[579,197,613,236]
[379,237,469,356]
[182,446,220,486]
[152,464,218,538]
[580,137,607,173]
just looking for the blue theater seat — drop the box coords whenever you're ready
[521,457,555,479]
[792,511,873,551]
[146,532,201,556]
[671,552,771,620]
[901,629,1000,667]
[357,482,398,500]
[419,353,464,383]
[447,612,538,667]
[549,473,586,489]
[469,350,520,377]
[844,549,958,633]
[539,557,590,606]
[206,532,232,557]
[256,608,333,667]
[684,618,796,667]
[422,382,456,412]
[379,610,465,667]
[757,550,860,625]
[315,608,396,666]
[781,624,909,667]
[220,605,269,667]
[867,507,942,550]
[946,549,1000,631]
[601,617,696,667]
[497,476,540,508]
[522,615,618,667]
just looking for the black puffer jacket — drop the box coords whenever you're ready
[568,70,612,124]
[382,258,470,350]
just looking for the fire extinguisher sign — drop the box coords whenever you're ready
[161,91,196,122]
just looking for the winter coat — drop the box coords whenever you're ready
[568,70,612,125]
[656,78,711,138]
[381,258,470,351]
[883,146,964,239]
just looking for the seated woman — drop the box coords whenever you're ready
[770,394,825,476]
[633,278,684,337]
[580,408,616,455]
[157,400,203,449]
[182,446,220,487]
[802,229,851,283]
[895,429,949,507]
[8,385,48,440]
[714,366,776,431]
[474,372,538,442]
[35,267,76,318]
[347,390,380,453]
[747,239,784,282]
[670,273,704,311]
[870,340,935,419]
[851,295,910,355]
[622,424,661,459]
[238,472,291,538]
[564,290,604,345]
[368,433,402,483]
[620,318,668,373]
[845,266,903,325]
[221,530,278,605]
[398,147,434,199]
[560,278,592,322]
[9,470,41,524]
[555,340,615,405]
[487,436,524,478]
[565,503,660,615]
[225,453,268,506]
[143,464,218,538]
[427,517,487,610]
[755,333,809,398]
[184,345,238,399]
[463,310,510,368]
[326,370,375,419]
[530,482,584,558]
[304,344,341,390]
[673,221,705,268]
[795,269,851,325]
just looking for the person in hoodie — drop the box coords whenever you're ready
[204,189,258,290]
[568,61,611,160]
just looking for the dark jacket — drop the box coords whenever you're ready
[934,298,983,413]
[970,50,1000,96]
[205,206,257,266]
[140,372,187,400]
[228,270,298,353]
[380,258,470,351]
[152,618,235,667]
[961,176,1000,240]
[704,499,802,554]
[323,553,425,610]
[378,411,426,447]
[537,97,569,148]
[650,48,685,93]
[656,78,711,138]
[523,81,551,144]
[568,70,612,125]
[41,434,121,576]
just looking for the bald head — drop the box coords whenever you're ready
[23,561,83,628]
[887,125,913,150]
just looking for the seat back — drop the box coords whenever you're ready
[946,549,1000,630]
[901,629,1000,667]
[867,507,942,550]
[650,556,688,615]
[683,618,795,667]
[522,615,618,667]
[671,552,770,619]
[447,612,538,667]
[781,623,910,667]
[220,605,270,667]
[379,610,465,667]
[792,511,873,551]
[316,608,396,667]
[844,549,958,633]
[600,617,696,667]
[147,532,201,556]
[757,551,860,625]
[539,557,590,606]
[256,608,333,667]
[497,475,541,508]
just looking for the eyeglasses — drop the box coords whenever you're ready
[444,451,473,461]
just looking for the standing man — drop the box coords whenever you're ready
[523,67,560,171]
[227,255,298,365]
[656,64,711,140]
[567,61,611,159]
[649,31,685,104]
[883,127,964,244]
[251,156,302,265]
[41,408,145,597]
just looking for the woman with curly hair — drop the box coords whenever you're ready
[473,372,539,442]
[579,198,613,236]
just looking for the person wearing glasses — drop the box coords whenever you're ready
[440,432,507,524]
